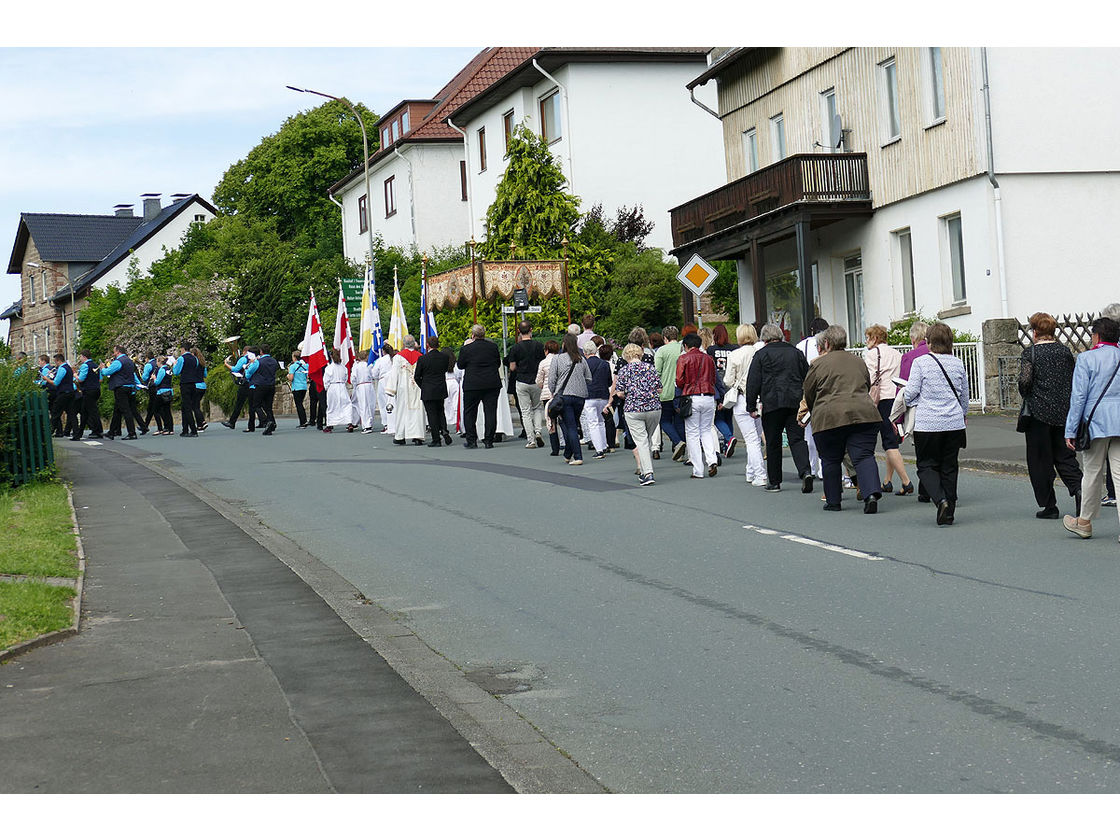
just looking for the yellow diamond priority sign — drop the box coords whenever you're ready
[676,253,719,297]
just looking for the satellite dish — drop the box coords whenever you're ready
[830,114,844,150]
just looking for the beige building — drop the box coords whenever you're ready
[671,47,1120,340]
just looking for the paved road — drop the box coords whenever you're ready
[60,419,1120,793]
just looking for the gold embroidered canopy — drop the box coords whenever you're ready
[427,259,570,322]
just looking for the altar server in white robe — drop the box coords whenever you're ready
[323,349,358,432]
[444,351,462,433]
[371,345,396,435]
[352,349,377,433]
[386,336,426,445]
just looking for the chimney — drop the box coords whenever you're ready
[141,194,162,220]
[170,193,191,203]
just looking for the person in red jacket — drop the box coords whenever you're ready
[676,333,719,478]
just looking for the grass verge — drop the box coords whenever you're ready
[0,581,77,651]
[0,480,80,653]
[0,481,80,577]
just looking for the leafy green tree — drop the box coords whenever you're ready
[705,259,742,324]
[595,244,683,341]
[212,99,378,259]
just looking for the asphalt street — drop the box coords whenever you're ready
[59,418,1120,793]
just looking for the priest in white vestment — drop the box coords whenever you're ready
[444,361,462,433]
[370,345,396,435]
[386,336,425,445]
[352,349,377,433]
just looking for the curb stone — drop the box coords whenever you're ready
[0,483,86,665]
[102,447,606,794]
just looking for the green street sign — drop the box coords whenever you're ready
[340,278,364,330]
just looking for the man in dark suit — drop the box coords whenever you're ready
[456,324,502,449]
[414,337,453,447]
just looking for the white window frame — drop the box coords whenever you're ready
[45,325,50,352]
[742,128,759,174]
[879,57,901,144]
[384,176,396,218]
[402,111,410,135]
[895,228,917,313]
[540,89,561,145]
[819,88,839,150]
[28,270,36,304]
[942,213,967,304]
[843,253,865,342]
[42,270,49,301]
[769,113,786,161]
[478,126,487,172]
[927,46,945,123]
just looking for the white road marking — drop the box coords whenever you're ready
[82,441,103,447]
[743,524,882,562]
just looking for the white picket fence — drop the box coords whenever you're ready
[850,342,985,410]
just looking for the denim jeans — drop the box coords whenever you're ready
[561,396,586,460]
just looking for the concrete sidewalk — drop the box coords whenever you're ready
[0,444,521,793]
[907,411,1029,475]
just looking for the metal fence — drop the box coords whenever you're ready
[2,391,55,487]
[850,342,985,409]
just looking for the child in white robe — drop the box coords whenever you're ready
[371,345,396,435]
[323,349,358,432]
[352,349,377,433]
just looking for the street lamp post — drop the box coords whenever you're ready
[27,261,87,359]
[286,86,376,281]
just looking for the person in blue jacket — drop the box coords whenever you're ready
[49,352,77,438]
[172,343,204,437]
[140,351,165,433]
[288,350,309,428]
[191,347,209,432]
[151,355,175,435]
[244,343,279,436]
[71,350,103,440]
[221,347,258,430]
[100,345,139,439]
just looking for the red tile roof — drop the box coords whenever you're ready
[332,47,538,192]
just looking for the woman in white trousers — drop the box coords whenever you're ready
[723,324,767,485]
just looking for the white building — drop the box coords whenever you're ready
[331,48,726,261]
[670,47,1120,338]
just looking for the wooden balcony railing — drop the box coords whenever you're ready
[670,153,871,250]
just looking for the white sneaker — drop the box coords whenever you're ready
[525,441,538,448]
[569,459,583,466]
[752,477,767,487]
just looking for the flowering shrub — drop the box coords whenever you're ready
[112,275,235,357]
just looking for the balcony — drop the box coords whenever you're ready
[670,152,872,254]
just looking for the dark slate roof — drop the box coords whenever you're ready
[1,300,21,320]
[50,194,218,302]
[7,213,143,274]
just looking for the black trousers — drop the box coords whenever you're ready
[47,391,60,435]
[180,388,200,434]
[109,387,136,437]
[128,391,147,432]
[462,387,500,444]
[293,389,308,426]
[51,391,76,437]
[309,381,327,428]
[251,386,276,429]
[144,389,163,431]
[230,383,252,426]
[74,389,103,438]
[814,422,882,506]
[1024,416,1082,509]
[423,398,448,442]
[913,429,966,506]
[761,406,811,486]
[156,395,174,432]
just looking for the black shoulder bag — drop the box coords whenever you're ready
[547,359,579,420]
[1016,343,1035,434]
[930,354,968,449]
[1075,352,1120,451]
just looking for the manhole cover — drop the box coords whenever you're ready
[463,664,541,695]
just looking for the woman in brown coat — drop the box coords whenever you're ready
[802,324,885,513]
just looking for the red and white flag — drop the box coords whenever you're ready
[334,284,356,381]
[301,288,329,378]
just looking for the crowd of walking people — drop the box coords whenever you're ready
[16,303,1120,536]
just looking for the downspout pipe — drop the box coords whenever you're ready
[392,146,418,246]
[982,47,1009,318]
[689,84,721,120]
[446,116,476,242]
[532,58,575,192]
